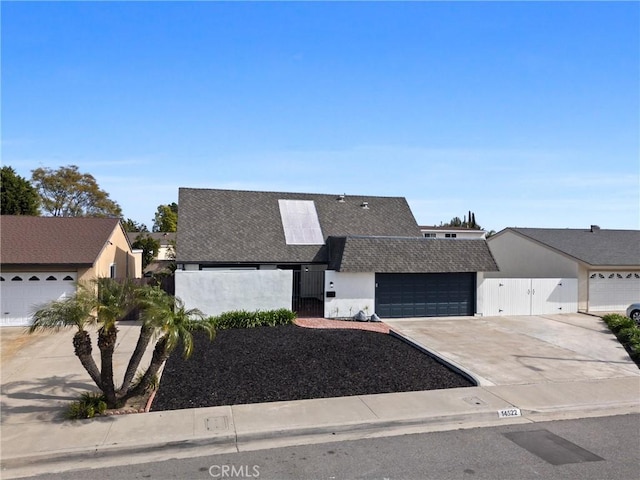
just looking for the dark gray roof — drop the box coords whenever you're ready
[328,236,499,273]
[177,188,421,264]
[501,228,640,267]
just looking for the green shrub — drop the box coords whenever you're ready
[208,309,296,330]
[602,314,640,365]
[602,314,635,333]
[618,327,640,345]
[65,392,107,420]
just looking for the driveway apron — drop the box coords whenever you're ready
[385,313,640,386]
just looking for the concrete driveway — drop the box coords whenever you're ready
[385,313,640,386]
[0,323,153,425]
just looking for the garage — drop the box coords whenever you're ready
[588,271,640,312]
[375,272,476,318]
[0,272,77,326]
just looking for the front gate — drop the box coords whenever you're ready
[292,269,325,317]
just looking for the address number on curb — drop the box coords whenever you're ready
[498,408,522,418]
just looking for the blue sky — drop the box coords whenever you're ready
[2,1,639,231]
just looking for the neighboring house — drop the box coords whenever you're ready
[175,188,498,319]
[0,216,142,326]
[127,231,176,275]
[420,226,487,240]
[485,226,640,312]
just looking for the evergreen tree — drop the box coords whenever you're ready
[131,233,161,269]
[121,218,149,233]
[1,166,40,215]
[152,203,178,232]
[442,211,482,230]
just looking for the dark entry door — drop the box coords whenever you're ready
[292,269,325,317]
[375,273,475,318]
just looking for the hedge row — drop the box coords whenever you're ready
[208,309,296,330]
[602,314,640,362]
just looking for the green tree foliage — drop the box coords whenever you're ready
[441,210,482,230]
[446,216,463,227]
[152,202,178,232]
[126,296,214,400]
[30,279,215,409]
[121,218,149,233]
[31,165,122,217]
[0,166,40,215]
[131,233,161,269]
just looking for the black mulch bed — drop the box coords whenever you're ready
[152,324,474,411]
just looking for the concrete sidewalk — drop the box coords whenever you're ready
[1,315,639,479]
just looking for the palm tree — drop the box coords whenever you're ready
[90,278,139,407]
[122,297,215,402]
[117,285,172,396]
[30,278,139,408]
[30,290,102,389]
[29,278,216,410]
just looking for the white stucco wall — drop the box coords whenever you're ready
[421,229,487,240]
[324,271,375,319]
[157,245,175,261]
[175,270,293,317]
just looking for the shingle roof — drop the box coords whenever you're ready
[328,236,499,273]
[177,188,421,264]
[0,216,121,266]
[504,228,640,267]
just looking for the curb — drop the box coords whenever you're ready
[0,407,522,474]
[0,431,238,471]
[234,408,527,447]
[3,398,638,478]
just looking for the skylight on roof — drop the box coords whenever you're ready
[278,199,325,245]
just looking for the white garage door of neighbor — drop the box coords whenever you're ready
[0,272,77,327]
[588,271,640,312]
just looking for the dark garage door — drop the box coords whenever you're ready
[375,273,476,318]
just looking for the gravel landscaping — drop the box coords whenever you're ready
[152,324,474,411]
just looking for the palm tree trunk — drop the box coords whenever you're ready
[121,336,170,402]
[72,330,102,390]
[117,323,154,397]
[97,325,119,408]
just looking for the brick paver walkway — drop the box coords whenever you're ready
[294,317,390,334]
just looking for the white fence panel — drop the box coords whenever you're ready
[531,278,577,314]
[479,278,577,316]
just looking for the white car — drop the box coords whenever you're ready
[626,303,640,325]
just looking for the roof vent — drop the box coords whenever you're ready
[337,194,345,203]
[361,201,369,209]
[590,225,600,232]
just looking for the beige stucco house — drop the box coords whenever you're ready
[0,216,142,326]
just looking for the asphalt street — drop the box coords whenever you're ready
[21,414,640,480]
